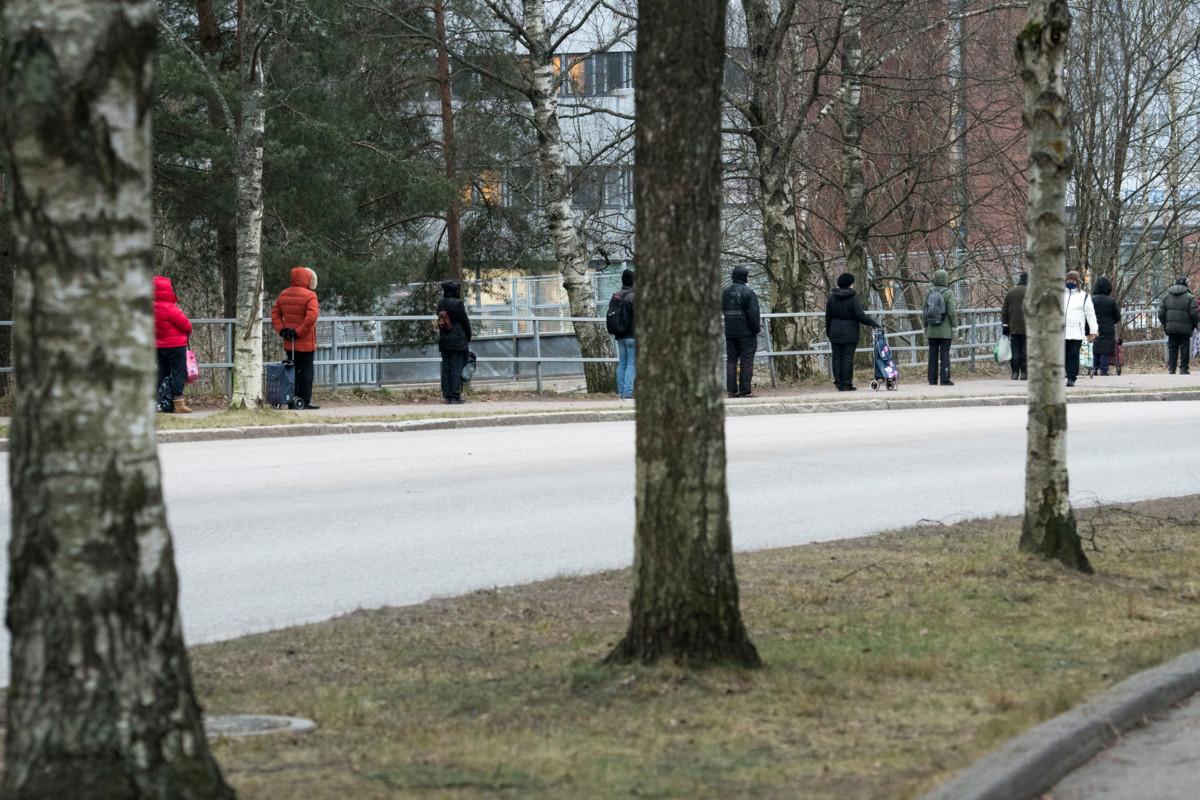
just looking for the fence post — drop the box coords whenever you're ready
[330,321,340,392]
[534,318,543,394]
[969,312,977,372]
[224,320,234,400]
[763,318,778,388]
[511,297,519,381]
[375,320,384,389]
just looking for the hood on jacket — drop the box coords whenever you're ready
[731,266,750,284]
[290,266,318,290]
[831,287,857,299]
[441,280,462,299]
[1017,272,1028,286]
[1168,283,1192,296]
[932,269,949,287]
[154,275,178,304]
[1094,276,1113,296]
[621,268,634,288]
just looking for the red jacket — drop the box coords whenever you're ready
[271,267,320,352]
[154,276,192,349]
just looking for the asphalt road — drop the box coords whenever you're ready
[0,402,1198,685]
[1052,692,1200,799]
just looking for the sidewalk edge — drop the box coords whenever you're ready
[921,648,1200,800]
[0,388,1196,451]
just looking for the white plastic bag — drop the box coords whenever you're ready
[993,335,1012,364]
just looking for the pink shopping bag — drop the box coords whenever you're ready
[185,349,200,384]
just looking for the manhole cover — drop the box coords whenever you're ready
[204,714,316,738]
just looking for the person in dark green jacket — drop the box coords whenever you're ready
[923,269,958,385]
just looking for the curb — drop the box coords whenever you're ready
[922,648,1200,800]
[0,388,1197,451]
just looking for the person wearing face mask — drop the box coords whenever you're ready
[1063,270,1097,387]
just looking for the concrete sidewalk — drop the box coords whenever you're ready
[190,371,1200,420]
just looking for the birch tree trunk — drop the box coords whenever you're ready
[230,0,268,409]
[1,1,235,796]
[1016,0,1092,573]
[197,0,241,320]
[433,0,464,282]
[740,0,816,381]
[607,0,759,668]
[840,1,868,290]
[523,0,616,394]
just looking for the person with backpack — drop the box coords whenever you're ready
[722,266,762,397]
[1001,271,1028,380]
[1063,270,1097,387]
[824,272,881,391]
[436,280,472,403]
[271,266,321,409]
[1091,276,1121,376]
[923,269,957,386]
[1158,277,1200,375]
[154,275,193,413]
[606,268,636,399]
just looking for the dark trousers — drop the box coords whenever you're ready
[726,336,756,395]
[441,349,467,400]
[1065,339,1082,381]
[156,346,187,398]
[1168,334,1191,373]
[927,338,951,384]
[831,342,856,389]
[1009,334,1027,376]
[1096,353,1110,374]
[293,350,315,403]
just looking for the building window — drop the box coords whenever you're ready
[569,165,633,209]
[556,52,633,97]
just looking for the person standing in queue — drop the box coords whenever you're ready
[154,275,193,413]
[723,266,761,398]
[437,280,472,403]
[1091,276,1121,376]
[1001,271,1028,380]
[271,266,321,410]
[1062,269,1097,387]
[824,272,881,391]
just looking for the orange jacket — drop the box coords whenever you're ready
[271,267,320,352]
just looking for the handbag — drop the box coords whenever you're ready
[993,335,1012,364]
[461,350,478,382]
[185,349,200,384]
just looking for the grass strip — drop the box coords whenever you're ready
[191,495,1200,799]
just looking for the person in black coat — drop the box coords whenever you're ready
[1091,276,1121,376]
[722,266,762,397]
[436,281,472,403]
[825,272,881,391]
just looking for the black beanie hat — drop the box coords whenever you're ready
[1176,277,1189,287]
[836,272,855,289]
[621,268,634,288]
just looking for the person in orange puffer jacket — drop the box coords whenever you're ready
[271,266,321,409]
[154,275,193,413]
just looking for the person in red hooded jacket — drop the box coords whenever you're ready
[271,266,321,409]
[154,276,193,413]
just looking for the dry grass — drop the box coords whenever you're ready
[191,495,1200,799]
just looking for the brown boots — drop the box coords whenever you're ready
[172,398,193,414]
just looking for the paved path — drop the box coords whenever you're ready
[1051,692,1200,799]
[177,371,1200,420]
[0,401,1197,686]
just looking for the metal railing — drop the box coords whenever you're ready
[0,305,1170,394]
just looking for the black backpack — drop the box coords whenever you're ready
[606,291,633,336]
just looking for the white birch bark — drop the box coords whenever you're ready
[1,1,235,794]
[230,0,269,409]
[523,0,616,393]
[840,1,868,288]
[1016,0,1092,572]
